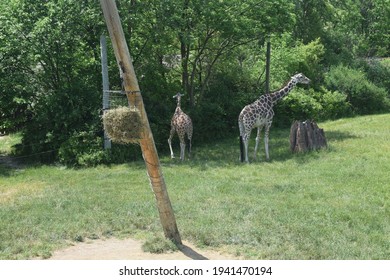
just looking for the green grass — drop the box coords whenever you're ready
[0,114,389,259]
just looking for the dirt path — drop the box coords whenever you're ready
[48,238,238,260]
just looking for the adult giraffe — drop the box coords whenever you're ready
[168,93,193,161]
[238,73,310,162]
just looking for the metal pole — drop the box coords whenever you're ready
[99,0,182,245]
[100,35,111,149]
[265,36,271,94]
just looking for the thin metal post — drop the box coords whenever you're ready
[100,35,111,149]
[265,36,271,94]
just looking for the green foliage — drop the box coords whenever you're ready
[58,131,106,167]
[271,35,325,85]
[318,88,352,120]
[57,130,142,167]
[275,88,322,125]
[357,59,390,92]
[325,65,390,114]
[1,0,389,165]
[0,133,22,155]
[274,86,354,125]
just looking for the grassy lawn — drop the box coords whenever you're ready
[0,114,389,259]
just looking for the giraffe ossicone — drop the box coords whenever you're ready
[168,93,193,161]
[238,73,310,163]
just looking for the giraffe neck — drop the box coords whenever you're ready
[174,97,182,114]
[270,79,297,104]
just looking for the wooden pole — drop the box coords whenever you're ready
[100,35,111,150]
[99,0,182,245]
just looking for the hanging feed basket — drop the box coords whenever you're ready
[102,106,142,144]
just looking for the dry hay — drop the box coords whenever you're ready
[102,106,142,144]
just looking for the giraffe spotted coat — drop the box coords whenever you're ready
[238,73,310,162]
[168,93,193,160]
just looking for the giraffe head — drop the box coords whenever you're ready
[173,92,184,98]
[173,92,184,108]
[292,73,310,85]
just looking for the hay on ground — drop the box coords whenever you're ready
[102,106,142,144]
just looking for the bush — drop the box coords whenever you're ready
[58,131,107,167]
[358,59,390,93]
[58,130,142,167]
[318,88,352,120]
[325,65,390,115]
[274,88,323,125]
[274,87,354,125]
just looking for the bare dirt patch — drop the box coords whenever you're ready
[48,238,239,260]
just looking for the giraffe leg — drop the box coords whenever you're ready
[242,131,251,163]
[180,142,186,161]
[168,128,175,159]
[264,126,270,160]
[178,134,186,161]
[254,126,262,160]
[244,137,250,163]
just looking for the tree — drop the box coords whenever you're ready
[0,0,105,157]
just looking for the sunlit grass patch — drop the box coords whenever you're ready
[0,133,22,155]
[0,114,390,259]
[0,182,46,204]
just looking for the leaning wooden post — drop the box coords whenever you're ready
[99,0,182,245]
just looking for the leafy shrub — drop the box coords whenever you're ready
[58,130,142,167]
[358,59,390,93]
[274,87,354,125]
[274,88,323,125]
[325,65,390,114]
[58,131,107,167]
[318,88,352,120]
[271,35,325,86]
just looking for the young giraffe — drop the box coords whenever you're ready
[238,73,310,163]
[168,93,193,160]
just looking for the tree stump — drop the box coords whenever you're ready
[290,120,327,153]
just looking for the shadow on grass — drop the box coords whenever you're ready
[0,129,358,173]
[159,128,359,168]
[325,130,359,142]
[0,155,25,176]
[0,162,12,176]
[179,244,208,260]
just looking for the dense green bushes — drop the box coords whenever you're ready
[1,0,389,167]
[325,65,390,115]
[273,62,389,127]
[273,87,352,126]
[43,62,390,166]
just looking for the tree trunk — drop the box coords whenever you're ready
[290,120,327,153]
